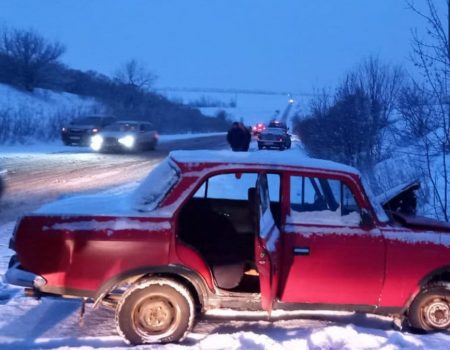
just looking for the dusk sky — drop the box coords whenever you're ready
[0,1,434,93]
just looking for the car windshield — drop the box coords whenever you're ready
[71,117,103,125]
[132,158,180,212]
[104,122,139,132]
[360,176,389,223]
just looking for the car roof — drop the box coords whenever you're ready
[169,150,360,176]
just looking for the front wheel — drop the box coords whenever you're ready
[408,283,450,332]
[115,279,195,345]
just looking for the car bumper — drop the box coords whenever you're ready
[61,133,93,146]
[258,141,284,147]
[4,258,46,289]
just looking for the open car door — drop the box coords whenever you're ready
[253,173,281,312]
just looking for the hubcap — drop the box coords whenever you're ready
[424,299,450,328]
[134,297,176,335]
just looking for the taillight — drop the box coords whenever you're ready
[92,128,99,133]
[61,127,67,132]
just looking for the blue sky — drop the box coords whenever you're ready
[0,0,430,93]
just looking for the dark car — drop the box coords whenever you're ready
[61,115,117,146]
[258,127,291,150]
[252,122,266,136]
[90,121,159,152]
[268,120,288,131]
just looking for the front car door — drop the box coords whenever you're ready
[280,172,385,309]
[254,173,281,312]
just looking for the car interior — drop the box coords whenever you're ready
[177,172,281,292]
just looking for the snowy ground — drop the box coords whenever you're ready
[1,136,449,349]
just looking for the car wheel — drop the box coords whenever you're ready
[407,282,450,332]
[115,279,195,345]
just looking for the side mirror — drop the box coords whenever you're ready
[360,209,374,228]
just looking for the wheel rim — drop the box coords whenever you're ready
[423,298,450,329]
[132,295,180,339]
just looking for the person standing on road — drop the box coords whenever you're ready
[227,122,246,151]
[239,122,251,152]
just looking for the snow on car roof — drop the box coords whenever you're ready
[262,128,285,134]
[169,150,360,175]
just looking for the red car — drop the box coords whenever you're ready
[252,122,266,136]
[6,151,450,344]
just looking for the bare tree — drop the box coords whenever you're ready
[114,59,157,90]
[0,27,65,91]
[403,0,449,221]
[340,56,405,162]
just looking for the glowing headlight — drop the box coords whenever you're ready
[118,135,135,148]
[91,134,103,151]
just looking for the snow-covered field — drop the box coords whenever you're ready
[162,90,301,129]
[1,138,450,349]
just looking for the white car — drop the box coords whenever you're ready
[91,121,159,152]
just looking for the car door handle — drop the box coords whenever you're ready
[293,247,310,256]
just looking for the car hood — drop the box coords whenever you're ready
[378,180,450,232]
[68,124,99,130]
[99,131,138,138]
[377,180,420,214]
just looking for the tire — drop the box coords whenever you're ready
[407,282,450,332]
[115,279,195,345]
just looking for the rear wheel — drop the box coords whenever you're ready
[408,283,450,332]
[115,279,195,345]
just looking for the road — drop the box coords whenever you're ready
[0,134,228,224]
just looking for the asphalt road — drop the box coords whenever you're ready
[0,134,228,224]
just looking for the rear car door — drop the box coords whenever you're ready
[280,173,385,308]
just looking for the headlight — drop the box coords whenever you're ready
[118,135,135,148]
[91,134,103,151]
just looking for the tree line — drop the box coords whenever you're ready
[293,0,449,221]
[0,26,230,133]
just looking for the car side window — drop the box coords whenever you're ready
[289,175,361,226]
[193,172,280,202]
[194,173,257,200]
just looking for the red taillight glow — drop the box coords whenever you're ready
[92,128,99,133]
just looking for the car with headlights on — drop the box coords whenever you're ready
[61,115,117,146]
[90,120,159,152]
[258,127,291,150]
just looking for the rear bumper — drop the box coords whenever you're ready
[4,261,46,289]
[258,141,284,148]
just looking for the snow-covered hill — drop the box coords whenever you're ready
[0,84,103,144]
